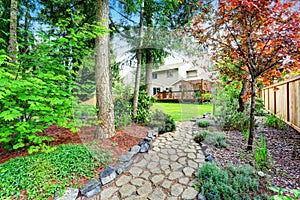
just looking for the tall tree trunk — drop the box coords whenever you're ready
[132,1,144,120]
[237,80,247,112]
[9,0,18,66]
[95,0,115,139]
[247,76,257,151]
[145,49,152,96]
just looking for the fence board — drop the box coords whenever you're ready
[261,75,300,133]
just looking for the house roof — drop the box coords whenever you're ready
[152,62,188,72]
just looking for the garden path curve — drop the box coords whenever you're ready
[85,121,204,200]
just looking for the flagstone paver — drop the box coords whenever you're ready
[86,121,204,200]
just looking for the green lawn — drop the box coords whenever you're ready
[151,102,213,121]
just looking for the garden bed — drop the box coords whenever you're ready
[203,118,300,196]
[0,123,149,165]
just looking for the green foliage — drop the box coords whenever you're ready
[0,16,102,152]
[213,80,251,131]
[203,131,227,148]
[197,120,211,127]
[202,93,212,102]
[113,83,132,129]
[193,131,209,143]
[265,114,285,130]
[255,133,272,171]
[148,110,176,133]
[268,186,300,200]
[132,90,154,124]
[194,162,259,200]
[114,97,132,129]
[0,144,111,199]
[255,98,266,116]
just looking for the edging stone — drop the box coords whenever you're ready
[54,127,159,199]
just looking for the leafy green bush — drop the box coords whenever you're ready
[0,144,111,199]
[197,120,211,127]
[131,90,154,124]
[216,134,227,148]
[213,81,250,131]
[265,114,285,129]
[255,98,266,116]
[114,97,132,129]
[201,131,227,148]
[0,17,102,153]
[202,93,212,102]
[194,162,259,200]
[148,110,176,133]
[194,131,209,143]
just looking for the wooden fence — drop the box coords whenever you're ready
[261,75,300,132]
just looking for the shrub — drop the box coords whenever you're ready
[202,131,227,148]
[114,97,132,129]
[212,81,250,131]
[265,114,285,129]
[255,98,266,116]
[197,120,211,127]
[216,134,227,148]
[194,162,259,200]
[194,131,209,143]
[0,144,111,199]
[148,110,176,134]
[202,93,212,102]
[131,90,154,124]
[0,17,100,153]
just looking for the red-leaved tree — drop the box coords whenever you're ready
[186,0,300,150]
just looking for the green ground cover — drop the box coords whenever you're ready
[0,144,111,199]
[151,102,212,121]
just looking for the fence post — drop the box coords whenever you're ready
[287,82,290,122]
[274,88,277,114]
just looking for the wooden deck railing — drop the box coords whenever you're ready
[156,90,210,102]
[261,75,300,132]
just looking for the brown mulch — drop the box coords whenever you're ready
[0,123,149,165]
[203,118,300,197]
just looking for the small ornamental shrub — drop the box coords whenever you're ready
[255,98,266,116]
[194,131,209,143]
[148,110,176,134]
[203,131,227,148]
[194,162,259,200]
[197,120,211,127]
[131,90,154,124]
[202,93,212,102]
[265,114,285,129]
[114,97,132,129]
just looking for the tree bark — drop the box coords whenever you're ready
[132,1,144,120]
[145,49,152,96]
[9,0,18,66]
[95,0,115,139]
[247,76,257,151]
[237,79,247,112]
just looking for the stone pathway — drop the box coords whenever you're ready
[86,121,204,200]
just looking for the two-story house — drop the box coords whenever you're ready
[152,61,211,96]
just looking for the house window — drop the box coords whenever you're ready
[152,73,157,79]
[165,87,172,92]
[167,70,173,78]
[153,87,160,95]
[179,85,182,91]
[187,70,197,78]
